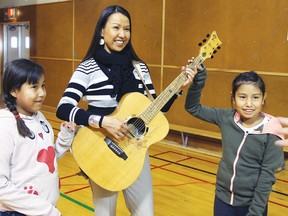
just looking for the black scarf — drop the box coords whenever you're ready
[94,46,140,101]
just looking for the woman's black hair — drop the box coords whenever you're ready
[1,58,44,137]
[83,5,141,62]
[231,71,266,106]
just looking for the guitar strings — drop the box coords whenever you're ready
[126,54,207,138]
[127,56,205,138]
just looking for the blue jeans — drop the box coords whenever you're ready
[0,212,25,216]
[214,195,268,216]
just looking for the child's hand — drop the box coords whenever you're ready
[275,117,288,147]
[182,57,198,87]
[61,121,78,133]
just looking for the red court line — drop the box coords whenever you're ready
[268,199,288,208]
[151,150,219,168]
[152,151,171,157]
[61,184,89,186]
[165,150,219,164]
[277,178,288,184]
[156,166,215,185]
[153,181,214,187]
[63,185,91,194]
[151,156,288,209]
[60,173,78,180]
[152,150,287,183]
[153,166,288,209]
[151,156,193,170]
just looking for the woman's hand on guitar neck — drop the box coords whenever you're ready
[101,116,130,141]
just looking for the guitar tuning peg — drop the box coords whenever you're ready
[213,50,217,54]
[198,42,202,46]
[206,34,210,38]
[202,39,207,43]
[217,46,221,49]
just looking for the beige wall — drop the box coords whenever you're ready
[1,0,288,134]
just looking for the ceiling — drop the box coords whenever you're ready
[0,0,69,9]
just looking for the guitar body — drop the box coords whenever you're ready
[72,92,169,191]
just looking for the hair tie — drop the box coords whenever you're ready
[14,114,20,119]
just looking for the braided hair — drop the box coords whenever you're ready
[1,58,44,137]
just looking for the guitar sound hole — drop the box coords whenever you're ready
[126,117,146,139]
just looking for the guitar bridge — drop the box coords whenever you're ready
[104,137,128,160]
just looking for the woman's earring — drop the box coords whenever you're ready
[99,36,104,45]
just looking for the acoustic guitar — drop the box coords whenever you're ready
[71,31,222,191]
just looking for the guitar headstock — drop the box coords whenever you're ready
[199,31,222,60]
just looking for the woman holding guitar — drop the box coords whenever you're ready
[56,5,196,216]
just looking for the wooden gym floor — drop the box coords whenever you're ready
[57,141,288,216]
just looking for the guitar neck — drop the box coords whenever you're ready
[140,55,204,124]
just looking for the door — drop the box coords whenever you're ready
[3,22,30,64]
[0,22,30,94]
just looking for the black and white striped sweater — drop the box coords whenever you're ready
[56,58,157,126]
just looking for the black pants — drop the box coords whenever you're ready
[214,195,268,216]
[0,212,25,216]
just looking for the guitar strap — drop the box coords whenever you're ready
[132,60,154,102]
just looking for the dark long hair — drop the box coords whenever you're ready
[83,5,141,62]
[1,58,44,137]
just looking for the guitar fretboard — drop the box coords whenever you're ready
[140,55,204,124]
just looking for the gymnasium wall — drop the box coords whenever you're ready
[0,0,288,135]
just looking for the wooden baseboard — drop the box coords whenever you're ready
[169,123,288,153]
[169,123,221,140]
